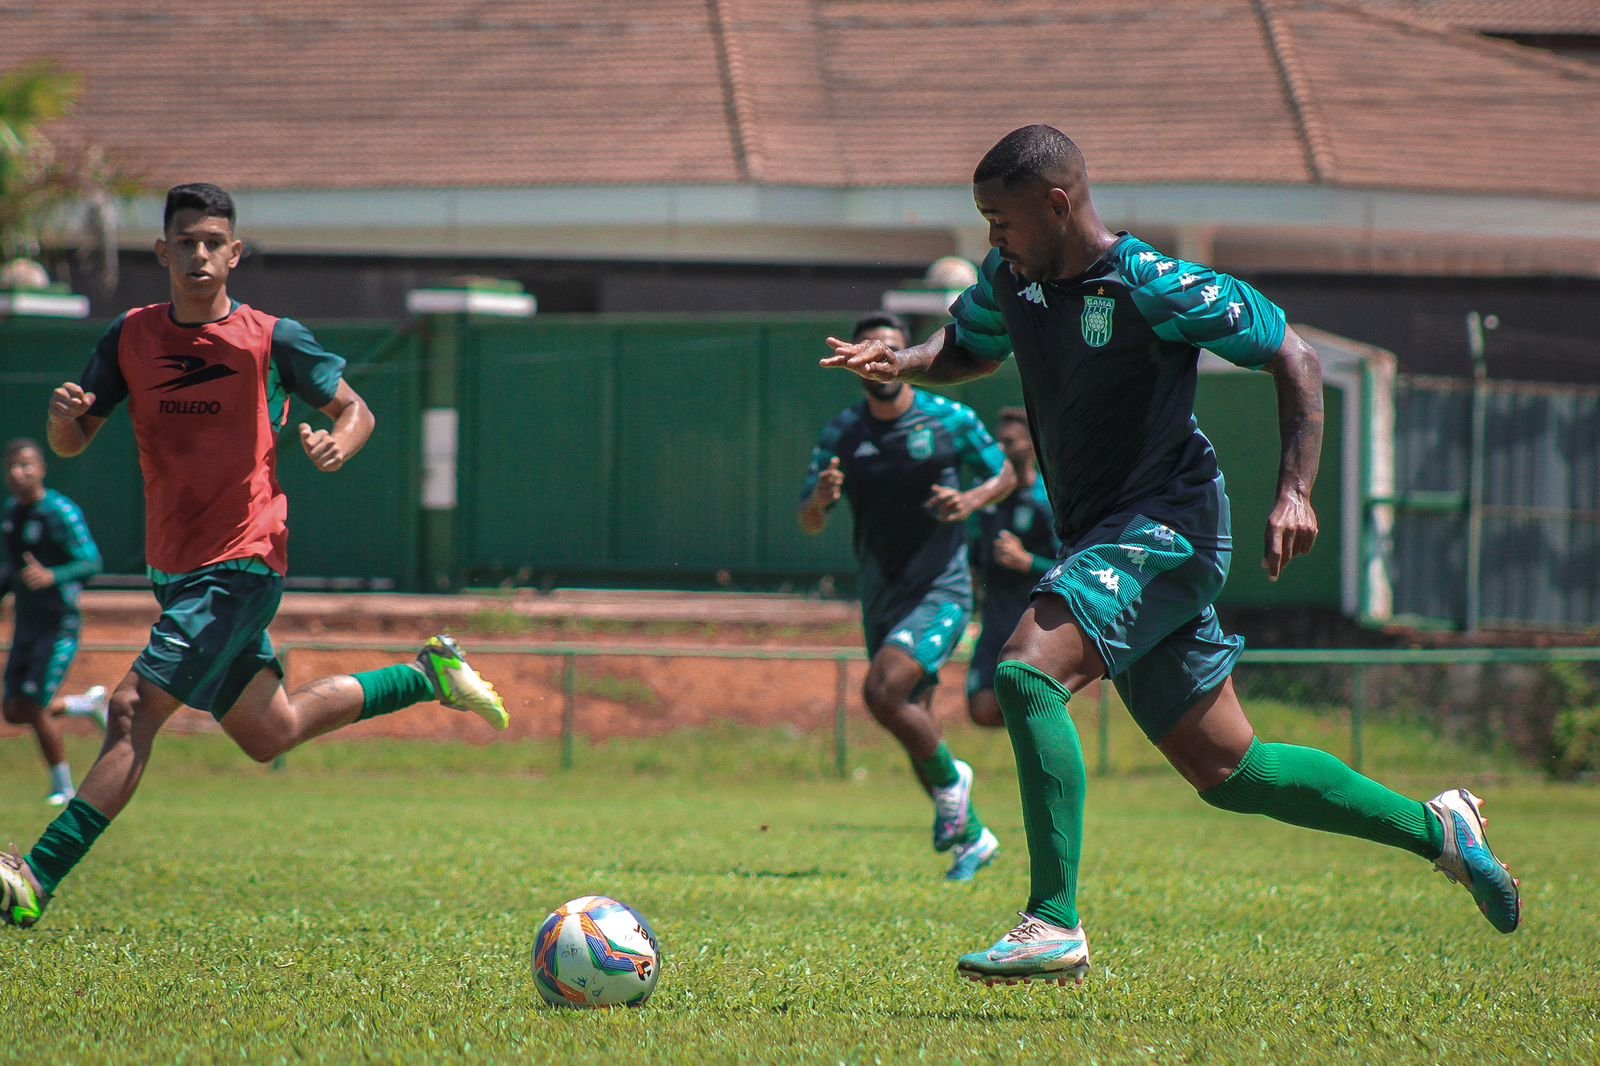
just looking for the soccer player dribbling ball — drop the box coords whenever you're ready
[0,183,509,929]
[801,313,1017,882]
[823,126,1520,987]
[2,437,110,806]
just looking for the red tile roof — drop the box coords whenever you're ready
[4,0,1598,199]
[1354,1,1600,35]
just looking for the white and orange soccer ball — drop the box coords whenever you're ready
[531,895,661,1008]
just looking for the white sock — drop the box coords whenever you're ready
[49,762,74,795]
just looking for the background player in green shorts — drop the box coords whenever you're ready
[0,183,509,929]
[801,312,1017,882]
[824,126,1519,985]
[2,438,109,806]
[966,408,1058,729]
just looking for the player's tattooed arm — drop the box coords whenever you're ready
[1261,326,1324,581]
[822,325,1003,385]
[299,380,375,472]
[45,382,106,457]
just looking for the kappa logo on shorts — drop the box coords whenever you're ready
[888,629,914,646]
[154,354,239,393]
[1121,545,1149,570]
[1090,567,1121,593]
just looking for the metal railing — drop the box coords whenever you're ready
[65,641,1600,776]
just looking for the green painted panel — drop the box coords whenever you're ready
[272,324,421,587]
[1198,373,1343,609]
[0,319,146,575]
[461,321,615,578]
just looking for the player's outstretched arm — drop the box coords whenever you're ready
[46,382,106,458]
[822,324,1004,386]
[299,380,375,473]
[1261,326,1324,581]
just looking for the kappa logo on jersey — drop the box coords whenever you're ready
[1017,282,1048,307]
[853,441,880,458]
[1121,544,1149,570]
[154,354,239,393]
[1081,295,1115,347]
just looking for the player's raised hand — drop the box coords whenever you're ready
[1263,489,1318,581]
[821,336,903,382]
[299,422,347,472]
[49,382,96,422]
[810,456,844,507]
[993,529,1033,572]
[19,552,56,591]
[925,484,974,523]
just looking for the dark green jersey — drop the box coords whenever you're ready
[802,390,1007,622]
[1,490,102,628]
[949,234,1286,547]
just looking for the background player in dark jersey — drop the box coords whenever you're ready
[824,126,1518,985]
[967,408,1058,729]
[0,184,509,929]
[801,313,1017,882]
[2,438,109,806]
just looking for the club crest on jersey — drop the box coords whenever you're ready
[1013,506,1034,533]
[907,425,934,460]
[1081,295,1115,347]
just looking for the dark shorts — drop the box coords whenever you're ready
[134,567,284,719]
[966,597,1028,696]
[864,592,970,695]
[4,617,81,706]
[1036,512,1243,743]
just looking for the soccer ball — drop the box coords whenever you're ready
[532,895,661,1008]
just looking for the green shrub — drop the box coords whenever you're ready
[1550,706,1600,780]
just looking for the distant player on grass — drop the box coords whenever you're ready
[2,438,111,806]
[966,408,1058,729]
[823,126,1520,985]
[0,183,509,929]
[800,312,1017,882]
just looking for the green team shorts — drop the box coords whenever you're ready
[4,616,81,706]
[1037,512,1244,743]
[133,565,284,719]
[865,593,970,694]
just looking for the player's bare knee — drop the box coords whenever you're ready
[861,672,910,718]
[966,692,1005,728]
[104,691,141,737]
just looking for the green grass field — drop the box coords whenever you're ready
[3,704,1597,1064]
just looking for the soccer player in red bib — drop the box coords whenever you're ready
[1,183,509,928]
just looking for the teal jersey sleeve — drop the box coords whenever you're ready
[82,313,130,418]
[271,318,347,408]
[948,249,1014,363]
[799,414,849,503]
[1118,241,1287,369]
[42,494,101,585]
[952,403,1007,483]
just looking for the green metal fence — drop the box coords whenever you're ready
[50,640,1580,778]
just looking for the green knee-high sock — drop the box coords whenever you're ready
[27,796,110,896]
[353,664,436,721]
[994,660,1085,929]
[1201,738,1443,860]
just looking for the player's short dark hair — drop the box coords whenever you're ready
[973,125,1084,187]
[852,312,908,342]
[164,183,236,232]
[998,406,1029,428]
[4,437,43,461]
